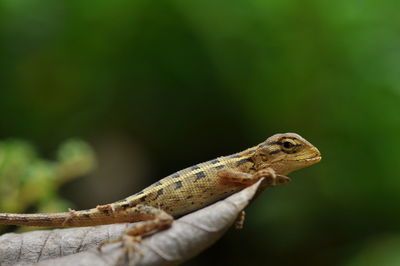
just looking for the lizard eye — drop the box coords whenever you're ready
[280,138,299,153]
[283,141,293,149]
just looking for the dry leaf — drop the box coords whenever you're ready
[0,179,265,266]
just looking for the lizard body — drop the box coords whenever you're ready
[0,133,321,236]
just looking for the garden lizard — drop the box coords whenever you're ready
[0,133,321,243]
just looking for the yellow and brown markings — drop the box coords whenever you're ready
[103,153,254,217]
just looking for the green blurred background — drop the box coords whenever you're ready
[1,0,400,265]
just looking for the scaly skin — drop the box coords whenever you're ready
[0,133,321,232]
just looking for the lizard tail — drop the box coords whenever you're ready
[0,212,74,227]
[0,208,125,227]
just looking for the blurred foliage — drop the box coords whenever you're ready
[0,139,96,232]
[344,235,400,266]
[0,0,399,265]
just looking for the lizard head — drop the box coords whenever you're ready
[252,133,321,175]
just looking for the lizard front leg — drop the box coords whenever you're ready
[218,168,291,230]
[217,168,291,186]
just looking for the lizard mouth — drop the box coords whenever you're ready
[304,155,322,162]
[302,146,321,163]
[285,155,321,165]
[303,154,322,163]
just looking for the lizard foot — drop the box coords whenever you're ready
[97,205,173,265]
[98,235,143,266]
[254,168,277,185]
[61,208,77,226]
[276,175,291,186]
[255,169,291,187]
[234,210,245,229]
[96,203,116,214]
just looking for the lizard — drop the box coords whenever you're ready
[0,133,321,255]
